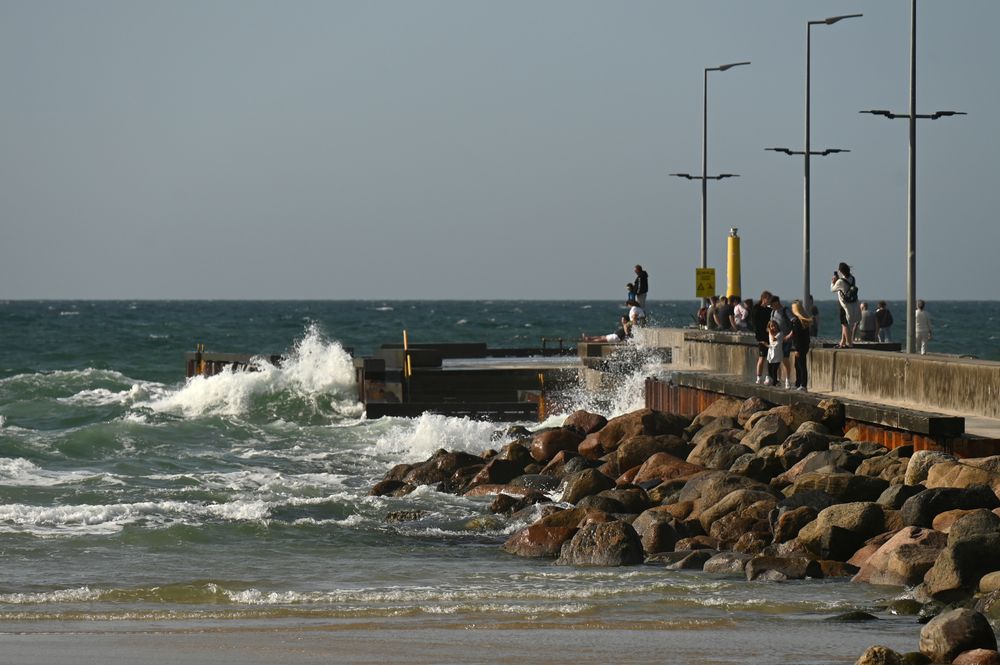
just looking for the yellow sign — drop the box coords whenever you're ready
[695,268,716,298]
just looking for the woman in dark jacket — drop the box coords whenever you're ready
[751,290,773,384]
[789,299,813,391]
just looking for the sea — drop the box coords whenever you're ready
[0,299,996,664]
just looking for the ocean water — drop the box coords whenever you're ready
[0,300,995,663]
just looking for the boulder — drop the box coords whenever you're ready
[797,502,888,561]
[819,560,860,578]
[614,434,690,472]
[489,491,550,515]
[468,458,526,488]
[502,524,577,558]
[852,527,948,587]
[698,488,778,532]
[531,428,585,463]
[776,431,836,468]
[560,468,616,505]
[769,403,825,432]
[737,396,771,427]
[665,549,718,570]
[847,532,899,569]
[878,484,925,510]
[745,555,822,581]
[507,474,560,493]
[906,450,958,486]
[690,397,744,429]
[576,494,627,514]
[953,650,1000,665]
[403,449,484,486]
[817,398,846,432]
[687,432,751,470]
[556,520,644,566]
[539,450,584,478]
[536,507,607,529]
[919,609,997,663]
[857,455,908,484]
[577,433,604,460]
[926,461,1000,492]
[597,409,690,453]
[932,509,979,534]
[703,551,752,574]
[900,486,1000,528]
[729,452,785,484]
[741,414,791,452]
[632,508,681,554]
[563,409,608,436]
[980,571,1000,594]
[854,646,904,665]
[773,506,818,543]
[784,472,890,504]
[775,489,838,515]
[631,453,705,486]
[369,479,416,497]
[677,471,773,517]
[798,421,830,436]
[596,487,651,514]
[922,510,1000,601]
[690,416,739,447]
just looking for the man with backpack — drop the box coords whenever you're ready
[831,262,861,348]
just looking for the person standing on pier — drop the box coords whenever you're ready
[769,295,793,389]
[858,302,878,342]
[875,301,894,342]
[633,265,649,308]
[915,300,933,354]
[752,291,773,384]
[831,263,861,348]
[789,300,813,391]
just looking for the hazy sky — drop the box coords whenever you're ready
[2,1,997,300]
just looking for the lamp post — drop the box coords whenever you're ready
[671,61,750,303]
[860,0,965,353]
[766,13,861,309]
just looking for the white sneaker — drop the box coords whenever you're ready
[755,376,762,384]
[763,376,773,386]
[795,386,806,391]
[784,380,791,390]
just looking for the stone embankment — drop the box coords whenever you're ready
[371,397,1000,665]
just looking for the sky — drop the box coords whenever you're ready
[1,0,998,301]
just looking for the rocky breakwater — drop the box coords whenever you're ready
[370,398,1000,664]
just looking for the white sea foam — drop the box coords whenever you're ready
[143,324,359,419]
[0,586,102,604]
[0,458,104,487]
[372,413,499,462]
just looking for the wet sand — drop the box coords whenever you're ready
[0,619,916,665]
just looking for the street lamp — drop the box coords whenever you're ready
[670,61,750,302]
[860,0,965,354]
[766,13,861,309]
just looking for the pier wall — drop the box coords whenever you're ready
[642,328,1000,420]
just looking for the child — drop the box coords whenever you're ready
[766,320,783,386]
[626,282,637,303]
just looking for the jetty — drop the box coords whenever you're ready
[185,326,1000,455]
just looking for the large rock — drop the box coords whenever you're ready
[560,468,615,505]
[468,458,526,488]
[698,488,778,532]
[632,507,681,554]
[677,471,772,517]
[737,396,771,427]
[877,484,925,510]
[817,398,846,432]
[906,450,958,486]
[741,414,790,452]
[900,486,1000,528]
[954,650,1000,665]
[563,409,608,436]
[687,432,751,470]
[797,502,888,561]
[769,403,825,432]
[690,416,739,447]
[775,449,859,485]
[502,524,577,558]
[776,431,836,468]
[596,487,651,514]
[556,520,644,566]
[631,453,705,486]
[403,449,484,487]
[729,452,785,484]
[745,555,822,581]
[597,409,690,453]
[919,609,997,663]
[852,527,948,587]
[704,551,753,574]
[922,510,1000,601]
[614,434,690,472]
[854,646,904,665]
[690,397,744,430]
[856,455,908,484]
[784,472,890,504]
[926,461,1000,492]
[530,428,585,463]
[773,506,818,543]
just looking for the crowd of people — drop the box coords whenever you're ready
[583,261,936,390]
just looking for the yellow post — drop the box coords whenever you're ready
[402,330,412,378]
[727,227,741,298]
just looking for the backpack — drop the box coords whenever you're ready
[843,277,859,304]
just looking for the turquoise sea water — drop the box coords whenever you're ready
[0,300,994,663]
